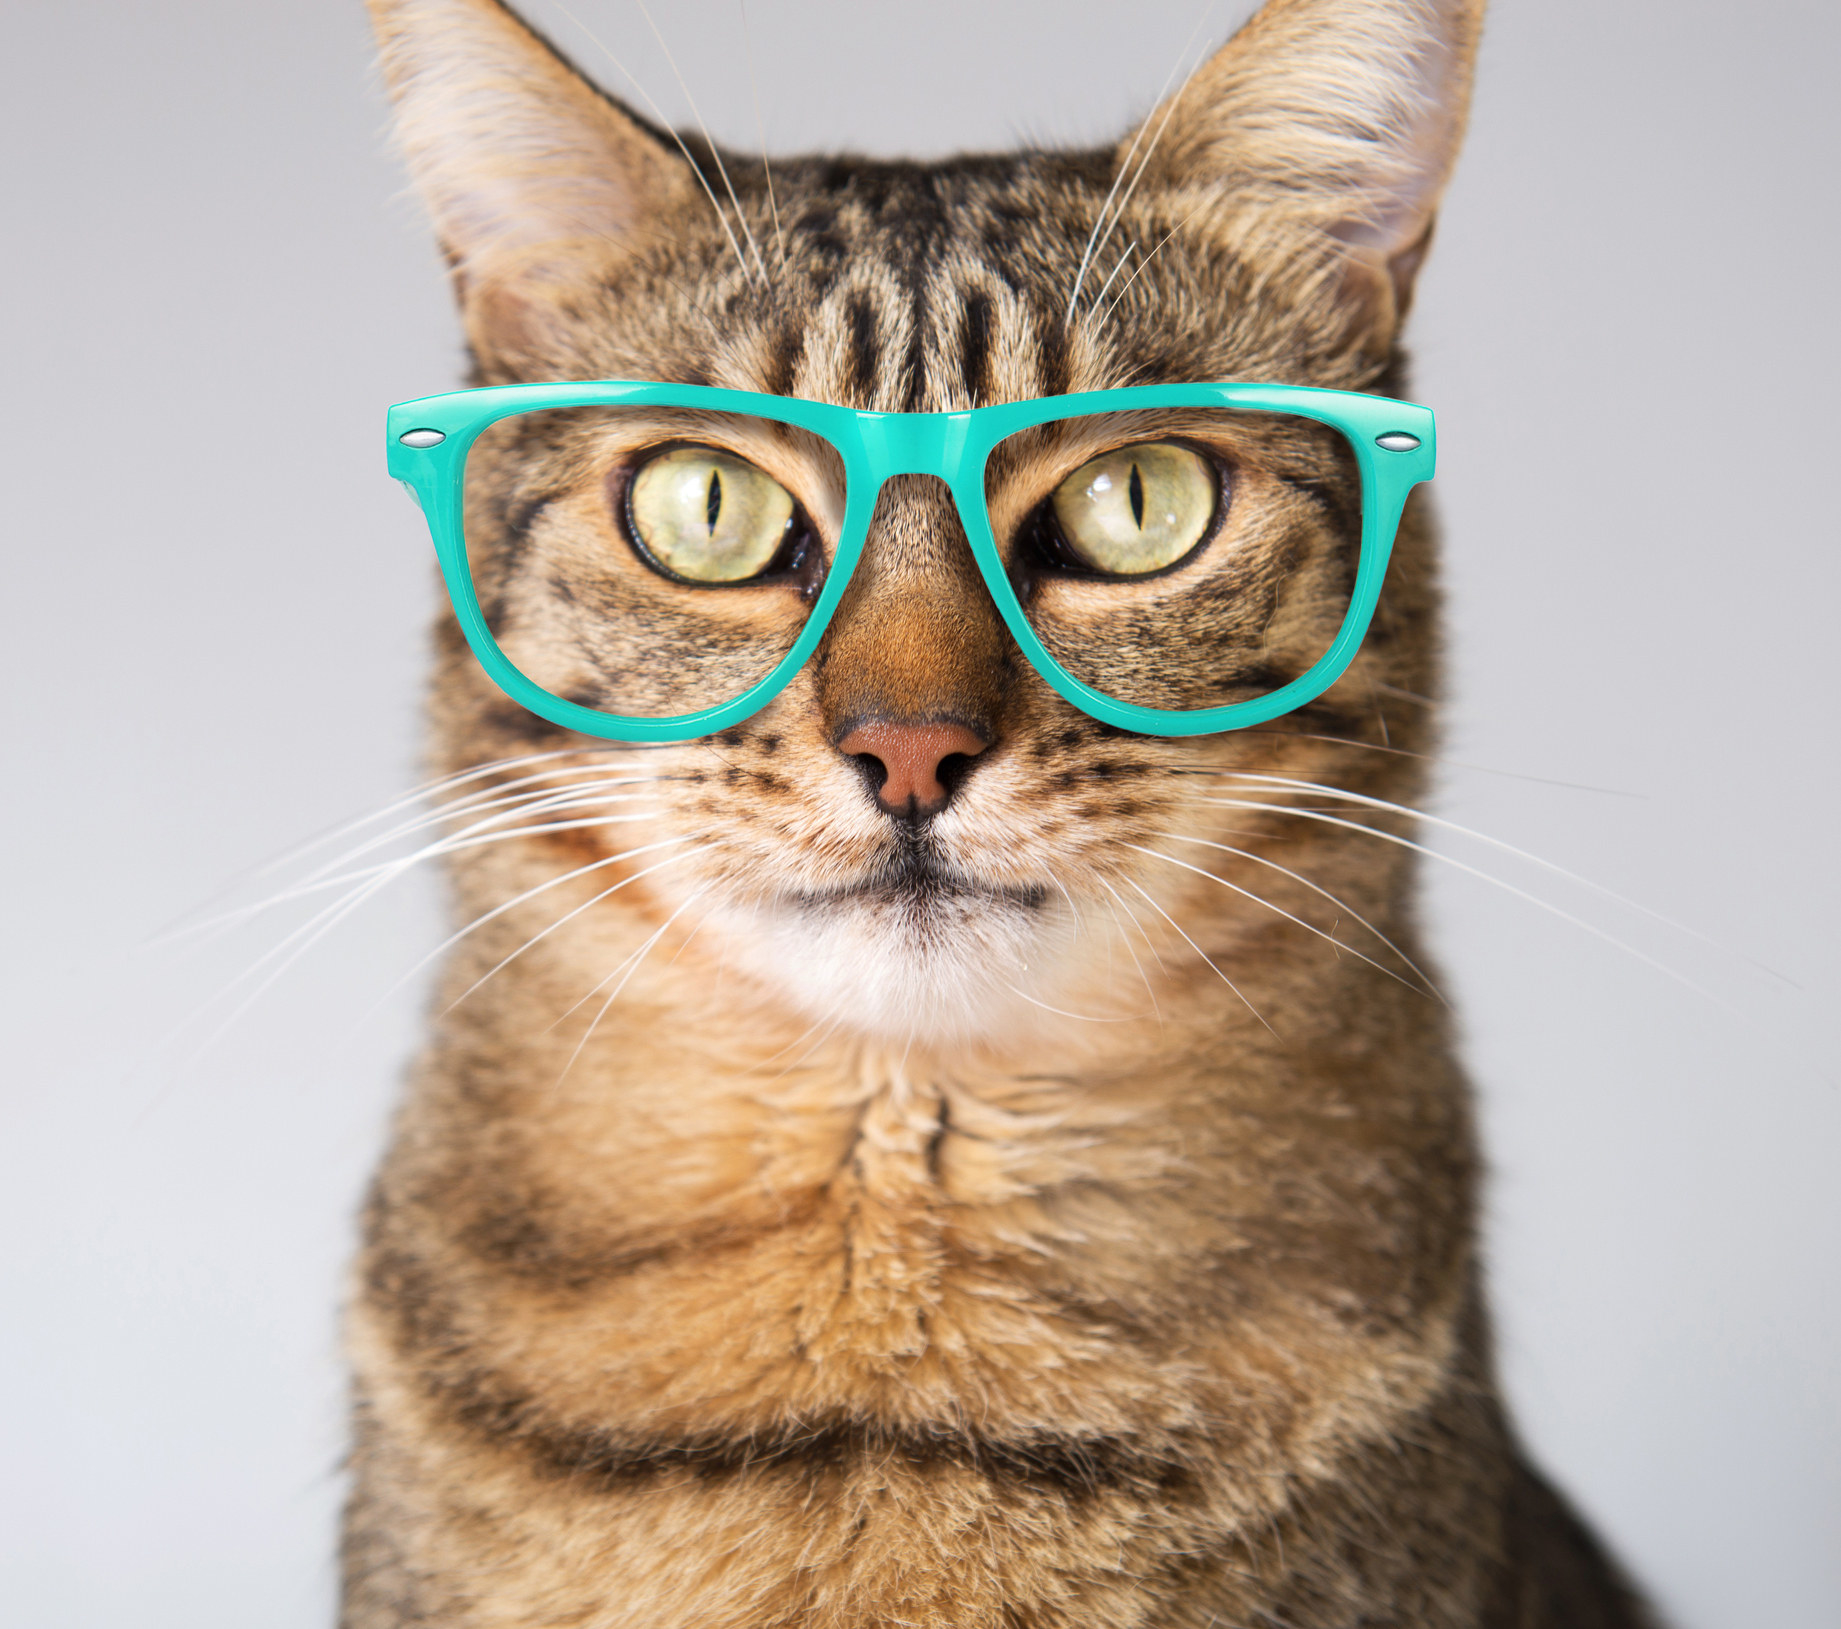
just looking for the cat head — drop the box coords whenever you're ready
[370,0,1481,1050]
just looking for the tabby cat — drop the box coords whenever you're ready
[347,0,1656,1622]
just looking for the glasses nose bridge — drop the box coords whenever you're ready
[852,410,976,486]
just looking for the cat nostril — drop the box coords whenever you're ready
[836,720,991,819]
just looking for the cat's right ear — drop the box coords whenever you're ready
[1132,0,1486,344]
[367,0,699,353]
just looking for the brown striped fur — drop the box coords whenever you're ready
[347,1,1657,1622]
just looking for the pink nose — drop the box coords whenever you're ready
[837,720,990,817]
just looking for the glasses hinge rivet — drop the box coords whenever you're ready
[1375,431,1420,452]
[399,428,446,448]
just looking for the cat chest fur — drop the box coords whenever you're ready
[351,938,1476,1622]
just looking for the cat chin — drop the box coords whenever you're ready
[705,886,1083,1047]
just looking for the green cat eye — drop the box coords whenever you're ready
[386,380,1434,741]
[627,446,798,583]
[1050,441,1217,576]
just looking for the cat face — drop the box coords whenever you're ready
[377,0,1481,1047]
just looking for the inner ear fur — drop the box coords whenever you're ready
[1133,0,1485,344]
[368,0,702,347]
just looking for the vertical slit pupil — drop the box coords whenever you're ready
[1128,462,1145,529]
[706,470,722,535]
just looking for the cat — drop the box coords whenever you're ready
[345,0,1658,1623]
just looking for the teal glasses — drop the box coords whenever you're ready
[386,381,1435,742]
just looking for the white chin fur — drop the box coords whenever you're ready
[708,888,1085,1046]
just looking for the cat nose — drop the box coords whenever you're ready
[836,719,991,819]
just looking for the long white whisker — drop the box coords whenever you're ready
[187,817,674,1039]
[1121,877,1272,1032]
[1158,831,1443,999]
[1093,202,1207,332]
[1070,1,1220,324]
[1087,239,1137,313]
[375,835,700,1013]
[750,1004,852,1081]
[1064,0,1216,326]
[1126,842,1433,1000]
[444,844,706,1013]
[554,885,711,1083]
[626,0,767,279]
[1210,772,1785,981]
[1044,866,1084,939]
[1097,876,1168,977]
[257,749,655,871]
[737,0,785,267]
[1205,798,1733,1013]
[254,767,665,905]
[1230,732,1646,797]
[169,861,410,1065]
[1094,875,1168,1026]
[161,750,661,935]
[211,805,665,927]
[996,980,1137,1023]
[552,1,757,284]
[189,784,667,931]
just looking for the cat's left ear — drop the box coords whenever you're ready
[1135,0,1486,336]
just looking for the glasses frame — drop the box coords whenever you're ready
[386,380,1435,742]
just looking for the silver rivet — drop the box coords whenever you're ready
[1375,431,1420,452]
[398,428,446,448]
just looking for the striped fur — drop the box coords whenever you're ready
[347,2,1656,1623]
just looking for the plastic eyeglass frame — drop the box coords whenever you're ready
[386,380,1435,742]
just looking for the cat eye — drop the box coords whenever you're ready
[1042,441,1220,577]
[624,446,800,584]
[388,380,1434,741]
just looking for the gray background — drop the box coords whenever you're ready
[3,1,1836,1623]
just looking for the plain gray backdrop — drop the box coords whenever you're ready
[3,1,1836,1624]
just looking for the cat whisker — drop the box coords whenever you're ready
[1157,826,1442,998]
[750,1004,853,1083]
[1043,867,1086,939]
[1069,2,1221,326]
[1064,0,1218,326]
[447,843,707,1015]
[162,751,662,936]
[736,0,786,268]
[1092,876,1167,1026]
[1126,841,1438,1001]
[271,768,668,897]
[187,817,673,1032]
[995,980,1139,1024]
[1087,239,1138,314]
[1121,876,1273,1032]
[169,786,673,1070]
[1090,202,1207,335]
[1228,732,1646,797]
[1206,771,1784,979]
[547,871,711,1031]
[625,0,768,281]
[1204,796,1734,1013]
[233,750,582,881]
[230,784,667,918]
[409,836,700,1006]
[231,805,665,922]
[552,1,758,286]
[553,883,712,1085]
[1096,876,1169,975]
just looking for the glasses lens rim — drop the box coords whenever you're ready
[394,380,1426,739]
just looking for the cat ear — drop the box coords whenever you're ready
[367,0,700,334]
[1133,0,1485,332]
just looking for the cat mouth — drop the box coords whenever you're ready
[787,847,1048,913]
